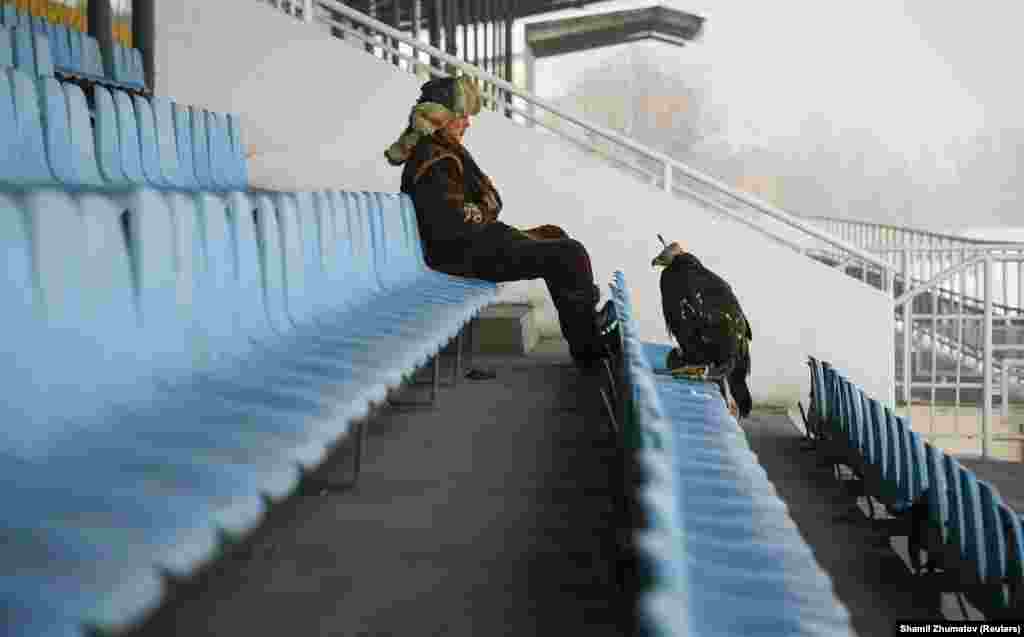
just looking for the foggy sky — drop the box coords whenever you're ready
[516,0,1021,233]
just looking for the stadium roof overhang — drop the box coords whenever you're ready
[524,5,705,58]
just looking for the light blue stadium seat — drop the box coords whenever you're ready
[64,82,105,187]
[5,67,54,186]
[46,22,69,71]
[0,27,11,67]
[92,85,130,185]
[112,89,146,184]
[130,46,145,88]
[133,94,168,188]
[36,76,76,184]
[978,482,1007,590]
[29,14,45,35]
[172,102,199,190]
[611,272,854,637]
[151,96,184,188]
[959,468,987,582]
[81,32,103,78]
[924,442,950,545]
[0,3,17,27]
[190,105,215,190]
[227,113,248,188]
[65,25,82,74]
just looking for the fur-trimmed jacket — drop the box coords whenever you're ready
[399,130,519,275]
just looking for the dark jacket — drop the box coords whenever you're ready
[400,130,527,275]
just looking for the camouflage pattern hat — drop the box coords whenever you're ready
[385,76,482,166]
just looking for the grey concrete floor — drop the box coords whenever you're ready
[125,338,630,637]
[121,338,984,637]
[743,412,982,634]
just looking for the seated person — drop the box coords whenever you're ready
[385,76,617,369]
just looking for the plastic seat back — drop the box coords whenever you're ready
[198,193,250,362]
[978,481,1007,586]
[82,33,103,77]
[130,47,145,88]
[112,90,146,185]
[30,29,50,76]
[290,191,329,321]
[269,191,309,327]
[1,4,17,26]
[190,106,214,190]
[93,85,129,185]
[867,398,886,473]
[172,102,198,190]
[36,76,74,185]
[907,429,928,501]
[0,27,12,68]
[10,25,33,74]
[63,82,104,187]
[6,67,55,186]
[882,407,902,499]
[151,96,183,188]
[241,192,283,342]
[227,113,247,189]
[47,22,69,71]
[998,504,1024,583]
[30,15,46,35]
[924,443,949,543]
[66,26,81,74]
[345,191,383,304]
[857,392,875,465]
[944,455,967,555]
[893,416,915,504]
[321,190,360,311]
[959,469,987,581]
[205,110,231,190]
[133,95,166,188]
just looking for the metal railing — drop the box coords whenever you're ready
[264,1,1024,459]
[297,0,897,291]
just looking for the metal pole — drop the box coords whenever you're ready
[412,0,423,69]
[663,162,672,193]
[504,0,513,117]
[303,0,313,22]
[903,249,912,413]
[1003,359,1010,419]
[470,0,478,68]
[983,254,993,459]
[429,0,441,69]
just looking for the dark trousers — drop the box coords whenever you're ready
[436,229,602,361]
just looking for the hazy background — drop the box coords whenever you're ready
[491,0,1024,238]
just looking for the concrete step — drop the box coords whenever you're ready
[471,303,541,355]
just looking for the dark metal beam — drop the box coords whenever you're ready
[133,0,155,89]
[429,0,442,68]
[524,5,704,58]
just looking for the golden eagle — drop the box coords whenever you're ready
[652,236,752,418]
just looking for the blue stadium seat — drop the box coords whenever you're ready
[63,82,105,187]
[46,22,69,71]
[6,67,54,186]
[612,273,854,637]
[172,102,199,189]
[0,3,17,27]
[133,94,169,188]
[82,32,104,78]
[65,25,82,75]
[227,113,248,188]
[0,27,11,67]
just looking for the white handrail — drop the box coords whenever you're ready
[803,214,1024,247]
[893,254,988,307]
[314,0,895,278]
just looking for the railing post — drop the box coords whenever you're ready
[902,249,912,412]
[663,162,672,193]
[1003,359,1010,419]
[303,0,313,22]
[983,254,993,459]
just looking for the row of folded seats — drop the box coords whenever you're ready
[609,273,854,637]
[0,65,495,637]
[805,357,1024,619]
[1,4,145,89]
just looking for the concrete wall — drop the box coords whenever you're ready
[154,0,895,406]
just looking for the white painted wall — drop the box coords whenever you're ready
[154,0,894,406]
